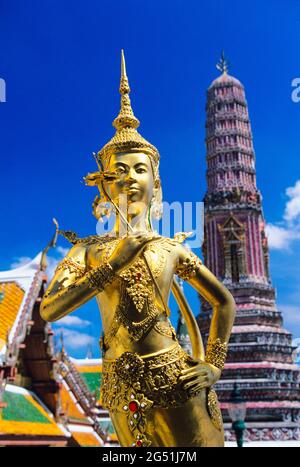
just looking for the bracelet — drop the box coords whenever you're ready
[86,262,115,291]
[205,338,228,371]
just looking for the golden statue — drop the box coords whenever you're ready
[40,51,235,447]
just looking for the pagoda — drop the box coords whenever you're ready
[198,52,300,442]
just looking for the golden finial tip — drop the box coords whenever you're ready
[121,49,127,78]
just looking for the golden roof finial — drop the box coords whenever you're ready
[216,50,229,75]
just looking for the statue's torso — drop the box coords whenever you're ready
[86,235,181,359]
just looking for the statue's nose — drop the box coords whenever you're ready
[125,169,137,184]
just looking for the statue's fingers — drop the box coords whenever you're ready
[179,369,207,381]
[194,382,210,390]
[188,384,202,394]
[188,382,209,394]
[179,372,198,383]
[181,365,207,375]
[183,376,208,390]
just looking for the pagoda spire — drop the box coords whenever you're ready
[198,61,300,443]
[216,50,229,75]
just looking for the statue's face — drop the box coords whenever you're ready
[104,152,155,209]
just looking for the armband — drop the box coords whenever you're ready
[175,251,202,281]
[86,262,115,291]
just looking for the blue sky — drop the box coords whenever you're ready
[0,0,300,357]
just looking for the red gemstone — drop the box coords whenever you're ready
[136,273,141,281]
[129,401,139,412]
[136,440,142,447]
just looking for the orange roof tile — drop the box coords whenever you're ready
[0,282,24,351]
[72,431,102,447]
[60,382,87,420]
[74,363,102,373]
[0,387,65,437]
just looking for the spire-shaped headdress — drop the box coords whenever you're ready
[97,50,160,167]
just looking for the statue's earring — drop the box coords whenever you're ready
[150,179,163,221]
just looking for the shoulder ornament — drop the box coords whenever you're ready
[173,231,194,244]
[175,250,202,281]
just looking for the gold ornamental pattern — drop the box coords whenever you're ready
[101,343,200,412]
[207,389,223,432]
[205,338,228,371]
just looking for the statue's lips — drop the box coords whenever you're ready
[125,186,140,194]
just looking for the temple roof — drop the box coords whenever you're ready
[0,384,67,440]
[0,253,44,359]
[71,357,102,402]
[0,282,24,353]
[224,361,300,370]
[0,253,43,289]
[232,325,290,335]
[59,379,91,422]
[98,418,118,444]
[221,400,300,410]
[208,72,243,90]
[70,427,103,447]
[0,250,108,446]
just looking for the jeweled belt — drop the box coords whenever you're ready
[101,343,223,446]
[101,343,198,412]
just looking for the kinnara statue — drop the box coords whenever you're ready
[40,51,235,447]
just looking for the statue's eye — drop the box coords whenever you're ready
[115,168,126,175]
[136,168,147,173]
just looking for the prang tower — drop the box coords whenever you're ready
[198,53,300,442]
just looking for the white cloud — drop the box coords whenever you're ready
[10,256,33,268]
[46,256,61,280]
[284,180,300,222]
[55,315,91,328]
[266,179,300,251]
[279,304,300,325]
[47,246,69,280]
[10,246,68,281]
[54,327,95,350]
[57,246,69,256]
[265,224,300,251]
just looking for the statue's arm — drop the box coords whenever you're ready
[40,244,98,322]
[175,244,236,392]
[175,244,235,345]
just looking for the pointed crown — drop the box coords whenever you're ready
[97,50,160,167]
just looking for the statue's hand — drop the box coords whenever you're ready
[179,361,221,394]
[109,232,161,273]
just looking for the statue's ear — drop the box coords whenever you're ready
[151,178,163,221]
[153,177,161,191]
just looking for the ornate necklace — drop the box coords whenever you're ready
[101,234,169,314]
[100,235,173,347]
